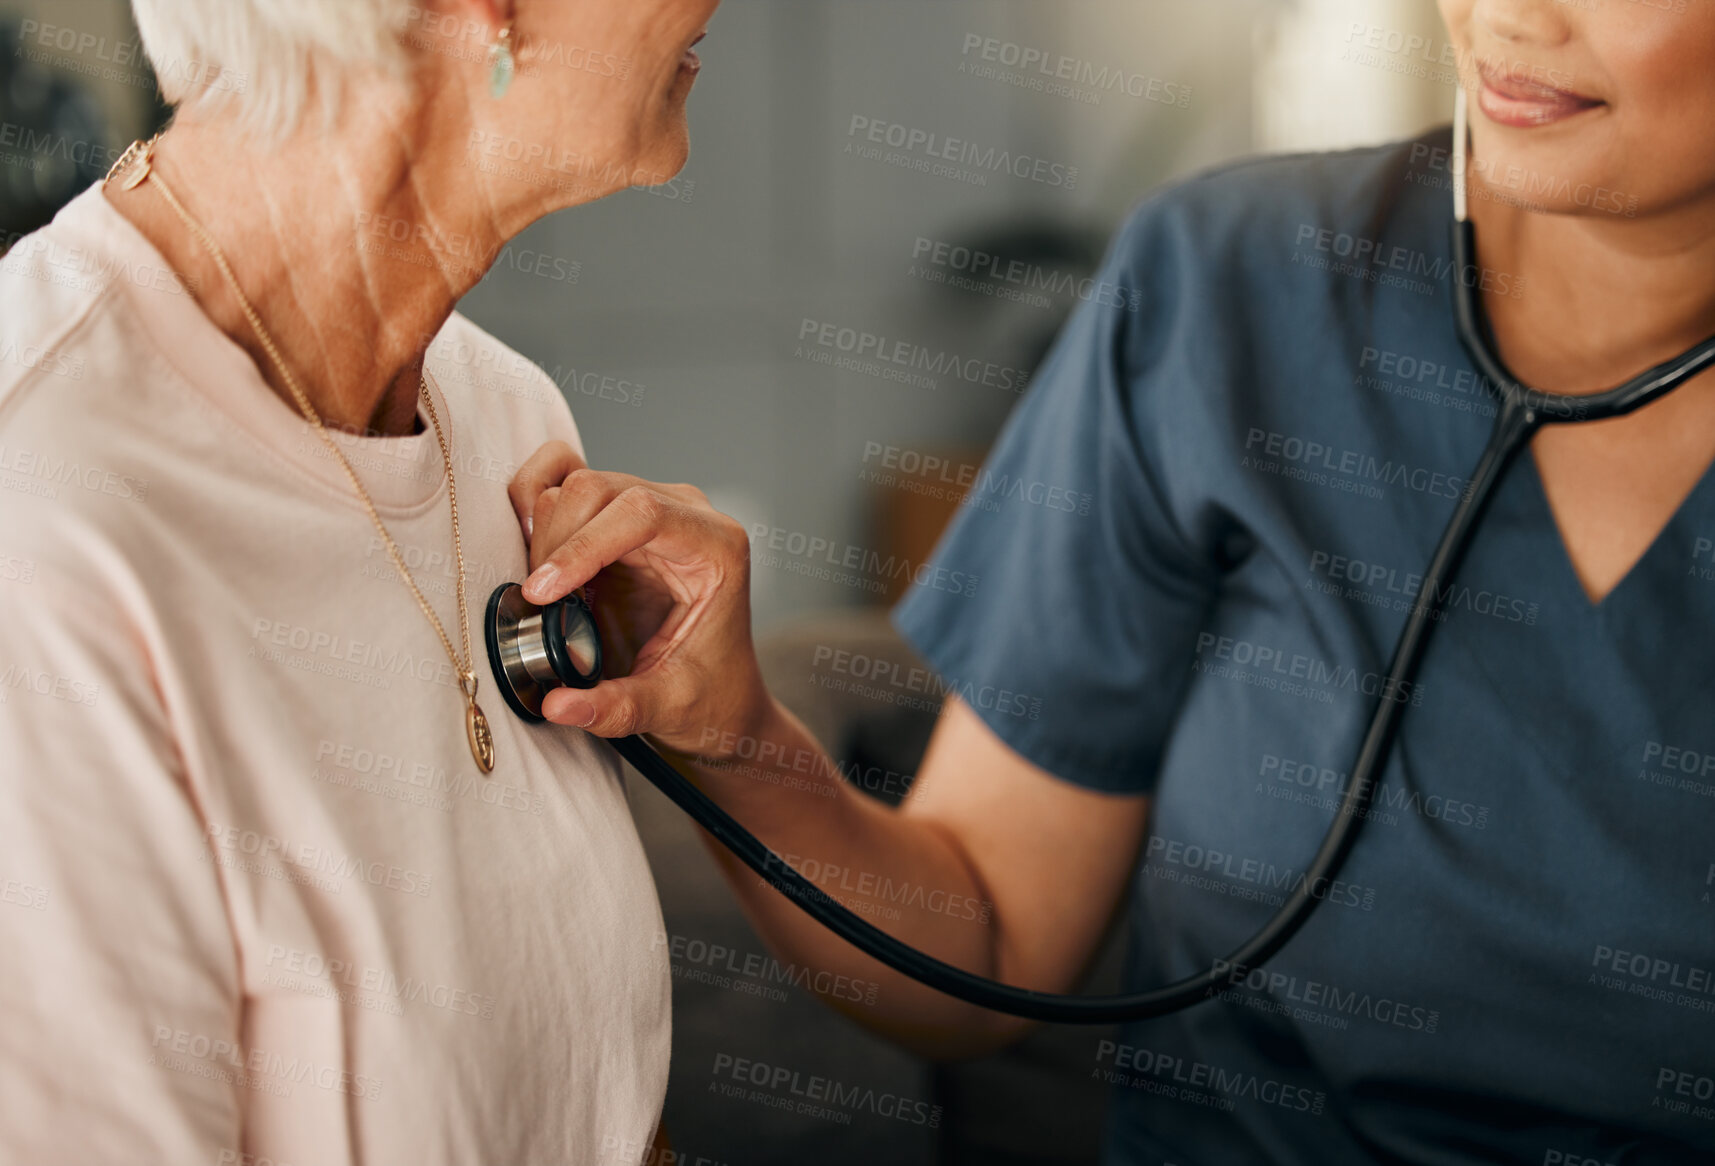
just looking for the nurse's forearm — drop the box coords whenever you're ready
[662,697,1027,1057]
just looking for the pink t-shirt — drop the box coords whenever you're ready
[0,185,670,1165]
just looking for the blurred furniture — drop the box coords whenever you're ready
[0,17,112,245]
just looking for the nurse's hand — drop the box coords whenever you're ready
[507,442,769,754]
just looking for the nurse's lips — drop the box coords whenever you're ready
[1477,61,1601,128]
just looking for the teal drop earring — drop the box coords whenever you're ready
[488,22,515,98]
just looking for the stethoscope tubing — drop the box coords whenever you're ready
[513,88,1715,1023]
[604,392,1538,1023]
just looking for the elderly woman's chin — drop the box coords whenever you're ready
[645,71,700,177]
[616,101,696,192]
[574,80,699,196]
[643,123,692,185]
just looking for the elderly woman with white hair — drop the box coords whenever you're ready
[0,0,716,1161]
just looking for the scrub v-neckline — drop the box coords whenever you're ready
[1514,434,1715,614]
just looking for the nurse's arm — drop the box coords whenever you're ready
[670,692,1150,1060]
[508,445,1148,1057]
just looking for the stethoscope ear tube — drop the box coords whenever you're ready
[1450,82,1715,421]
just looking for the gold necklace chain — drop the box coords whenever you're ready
[106,136,496,774]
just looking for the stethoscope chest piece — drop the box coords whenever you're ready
[483,582,604,722]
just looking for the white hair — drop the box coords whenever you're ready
[129,0,419,139]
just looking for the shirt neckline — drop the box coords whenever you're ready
[56,183,450,516]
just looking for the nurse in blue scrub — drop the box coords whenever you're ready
[513,2,1715,1162]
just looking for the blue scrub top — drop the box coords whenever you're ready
[893,128,1715,1165]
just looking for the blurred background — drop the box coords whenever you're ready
[0,1,1448,1162]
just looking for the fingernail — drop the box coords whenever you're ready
[523,515,534,545]
[560,695,595,728]
[525,563,559,599]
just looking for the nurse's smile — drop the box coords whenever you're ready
[1477,59,1603,128]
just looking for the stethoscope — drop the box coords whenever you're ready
[484,89,1715,1024]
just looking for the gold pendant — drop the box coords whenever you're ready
[466,699,495,775]
[122,155,153,191]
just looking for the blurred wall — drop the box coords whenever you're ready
[458,0,1448,626]
[0,0,1447,629]
[1255,0,1451,152]
[456,0,1276,626]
